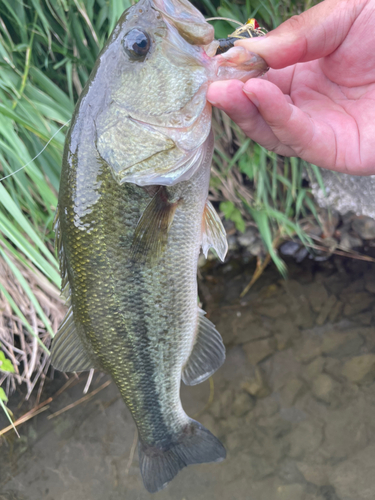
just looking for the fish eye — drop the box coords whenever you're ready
[122,29,151,60]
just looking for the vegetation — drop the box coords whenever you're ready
[0,0,321,407]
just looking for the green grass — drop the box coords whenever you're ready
[0,0,322,405]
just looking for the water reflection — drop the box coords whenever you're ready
[1,255,375,500]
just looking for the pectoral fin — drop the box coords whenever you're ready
[201,200,228,262]
[182,309,225,386]
[131,187,181,264]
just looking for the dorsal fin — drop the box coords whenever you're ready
[201,200,228,262]
[182,309,225,386]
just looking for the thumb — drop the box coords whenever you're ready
[235,0,364,69]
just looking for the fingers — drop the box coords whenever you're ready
[235,0,367,69]
[207,79,295,157]
[242,78,337,168]
[207,78,339,169]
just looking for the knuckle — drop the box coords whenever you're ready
[286,14,306,31]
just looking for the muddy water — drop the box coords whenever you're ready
[1,255,375,500]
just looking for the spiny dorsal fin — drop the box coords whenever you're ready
[51,308,96,372]
[182,309,225,386]
[130,187,181,265]
[201,200,228,262]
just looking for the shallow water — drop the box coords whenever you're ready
[1,254,375,500]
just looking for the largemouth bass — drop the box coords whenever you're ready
[51,0,267,492]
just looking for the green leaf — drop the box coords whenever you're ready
[0,351,15,372]
[219,201,246,233]
[0,387,8,403]
[0,397,20,437]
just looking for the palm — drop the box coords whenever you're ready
[266,56,375,173]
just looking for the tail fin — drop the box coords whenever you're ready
[138,419,226,493]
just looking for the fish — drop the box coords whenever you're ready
[51,0,267,493]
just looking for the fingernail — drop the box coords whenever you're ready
[207,97,219,106]
[243,89,259,107]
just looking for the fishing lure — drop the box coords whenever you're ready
[205,17,267,56]
[216,18,267,54]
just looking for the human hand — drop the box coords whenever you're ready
[207,0,375,175]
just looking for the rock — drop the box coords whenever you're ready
[236,453,276,480]
[280,241,301,256]
[215,388,235,419]
[329,444,375,499]
[303,357,325,381]
[294,337,322,364]
[280,378,306,407]
[256,301,288,319]
[242,367,271,398]
[324,357,343,380]
[198,414,220,437]
[321,330,364,358]
[306,283,329,312]
[310,168,375,221]
[288,420,324,459]
[340,230,363,251]
[318,486,341,500]
[328,300,344,323]
[253,397,280,418]
[237,227,258,247]
[257,414,292,439]
[341,277,365,294]
[311,374,340,404]
[275,331,295,351]
[225,428,254,453]
[227,234,239,251]
[315,295,337,326]
[325,272,351,296]
[232,311,271,344]
[272,319,301,351]
[342,354,375,384]
[278,459,306,484]
[352,215,375,239]
[364,272,375,294]
[323,408,368,460]
[276,484,306,500]
[243,338,277,365]
[291,298,315,329]
[232,392,255,417]
[209,399,222,419]
[251,430,290,462]
[342,292,374,316]
[352,311,373,325]
[296,462,331,487]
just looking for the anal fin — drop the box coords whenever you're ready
[201,200,228,262]
[131,187,181,264]
[51,308,96,372]
[182,309,225,386]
